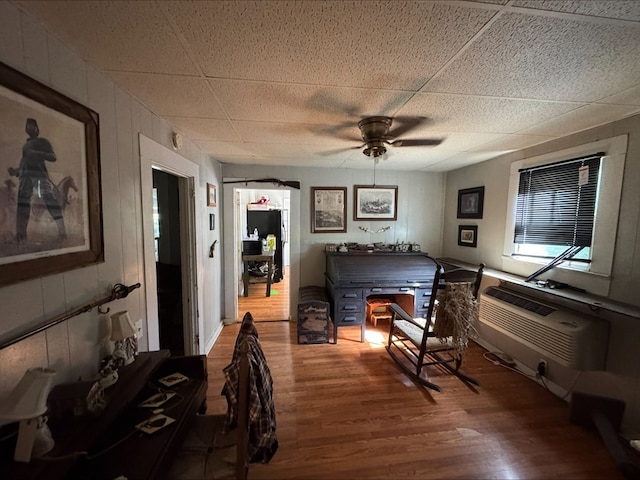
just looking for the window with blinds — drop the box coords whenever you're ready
[513,152,603,261]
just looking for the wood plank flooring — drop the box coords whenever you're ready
[206,321,624,480]
[237,267,290,321]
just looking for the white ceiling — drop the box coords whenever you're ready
[15,0,640,171]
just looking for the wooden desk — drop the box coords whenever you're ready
[325,252,438,343]
[243,251,274,297]
[0,351,207,480]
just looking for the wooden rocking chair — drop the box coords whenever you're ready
[386,261,485,392]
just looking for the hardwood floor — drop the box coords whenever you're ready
[237,267,290,322]
[206,321,625,479]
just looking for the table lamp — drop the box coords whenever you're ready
[0,367,56,462]
[110,310,137,366]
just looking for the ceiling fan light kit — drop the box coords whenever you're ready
[355,116,442,158]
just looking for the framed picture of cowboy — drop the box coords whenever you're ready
[0,61,103,287]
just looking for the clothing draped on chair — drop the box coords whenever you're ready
[222,312,278,464]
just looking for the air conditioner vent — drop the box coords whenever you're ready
[484,286,555,316]
[479,286,609,370]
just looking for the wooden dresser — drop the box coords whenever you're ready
[325,252,439,342]
[0,351,207,480]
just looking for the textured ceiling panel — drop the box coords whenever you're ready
[15,0,198,75]
[14,0,640,171]
[468,133,555,154]
[165,1,495,90]
[516,103,640,137]
[232,121,352,146]
[513,0,640,22]
[108,72,227,118]
[209,80,415,124]
[398,93,582,133]
[164,117,241,142]
[425,12,640,102]
[595,85,640,105]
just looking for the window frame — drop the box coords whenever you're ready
[502,135,627,295]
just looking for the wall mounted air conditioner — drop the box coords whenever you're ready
[479,286,609,370]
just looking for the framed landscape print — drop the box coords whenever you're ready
[457,186,484,219]
[311,187,347,233]
[0,61,103,287]
[458,225,478,247]
[354,185,398,221]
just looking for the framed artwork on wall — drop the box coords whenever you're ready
[458,225,478,248]
[207,183,217,207]
[311,187,347,233]
[457,186,484,219]
[0,61,103,287]
[354,185,398,221]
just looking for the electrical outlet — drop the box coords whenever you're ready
[537,359,547,378]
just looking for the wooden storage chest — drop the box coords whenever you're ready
[297,286,332,344]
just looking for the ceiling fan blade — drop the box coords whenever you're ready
[388,138,443,147]
[387,116,428,138]
[318,145,363,156]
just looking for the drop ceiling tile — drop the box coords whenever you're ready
[16,0,198,75]
[108,72,226,118]
[232,121,351,146]
[196,140,320,160]
[513,0,640,22]
[342,148,457,171]
[398,93,581,133]
[425,152,503,172]
[165,1,494,90]
[425,12,640,102]
[596,85,640,106]
[395,131,507,152]
[209,80,414,125]
[517,103,640,136]
[165,117,241,142]
[468,133,555,155]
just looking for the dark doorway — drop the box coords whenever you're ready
[153,169,184,355]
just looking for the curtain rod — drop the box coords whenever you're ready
[0,282,141,351]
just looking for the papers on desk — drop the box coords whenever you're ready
[139,392,176,408]
[136,414,175,434]
[158,372,189,387]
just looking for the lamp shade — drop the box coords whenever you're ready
[110,311,136,341]
[0,367,56,422]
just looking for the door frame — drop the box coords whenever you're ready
[222,180,300,324]
[139,134,203,354]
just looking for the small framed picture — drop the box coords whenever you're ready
[457,186,484,219]
[354,185,398,221]
[311,187,347,233]
[207,183,217,207]
[458,225,478,248]
[209,213,215,231]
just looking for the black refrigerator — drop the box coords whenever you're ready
[247,209,284,283]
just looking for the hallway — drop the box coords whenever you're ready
[237,266,290,321]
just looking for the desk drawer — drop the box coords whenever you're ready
[334,311,365,326]
[414,288,434,318]
[335,288,363,300]
[365,286,415,296]
[337,300,364,314]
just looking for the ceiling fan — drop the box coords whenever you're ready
[330,116,442,158]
